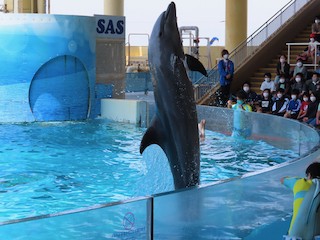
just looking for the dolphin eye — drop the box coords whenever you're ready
[159,31,162,37]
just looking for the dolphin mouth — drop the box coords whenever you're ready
[165,2,176,21]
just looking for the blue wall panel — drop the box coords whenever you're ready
[0,14,96,122]
[96,84,113,116]
[29,55,89,121]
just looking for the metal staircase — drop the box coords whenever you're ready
[194,0,314,105]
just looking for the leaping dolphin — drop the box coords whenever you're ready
[140,2,207,190]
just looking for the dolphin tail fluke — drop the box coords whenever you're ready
[140,116,163,154]
[186,54,208,77]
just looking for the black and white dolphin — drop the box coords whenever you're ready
[140,2,207,190]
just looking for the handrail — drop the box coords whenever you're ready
[127,33,150,66]
[287,42,320,71]
[228,0,311,68]
[229,0,297,57]
[193,0,311,104]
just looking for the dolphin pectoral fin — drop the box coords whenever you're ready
[186,54,208,77]
[140,116,163,154]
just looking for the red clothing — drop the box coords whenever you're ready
[300,101,310,115]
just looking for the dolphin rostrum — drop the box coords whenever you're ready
[140,2,207,190]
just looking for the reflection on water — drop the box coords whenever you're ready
[0,120,298,222]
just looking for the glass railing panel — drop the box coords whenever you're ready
[0,198,149,240]
[153,145,320,239]
[282,3,295,23]
[267,15,281,38]
[125,72,153,92]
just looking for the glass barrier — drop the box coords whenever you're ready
[0,198,149,240]
[152,106,320,239]
[1,105,320,239]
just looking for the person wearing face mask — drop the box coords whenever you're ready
[284,89,301,119]
[276,74,290,97]
[312,15,320,42]
[257,89,273,113]
[307,73,320,96]
[298,34,319,64]
[275,55,290,86]
[297,93,310,120]
[242,82,258,109]
[260,72,276,94]
[300,93,318,124]
[227,90,252,112]
[218,49,234,105]
[290,59,308,82]
[272,88,289,116]
[291,73,306,99]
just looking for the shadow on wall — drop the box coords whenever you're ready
[29,55,90,121]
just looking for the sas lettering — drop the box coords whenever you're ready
[96,19,124,35]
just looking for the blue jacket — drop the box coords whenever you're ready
[218,59,234,86]
[287,99,301,113]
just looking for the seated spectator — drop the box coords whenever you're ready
[260,73,276,93]
[298,93,318,124]
[291,73,306,99]
[272,88,289,116]
[297,93,310,119]
[298,34,319,64]
[257,89,273,114]
[308,102,320,127]
[243,82,258,109]
[276,74,290,97]
[307,73,320,96]
[312,15,320,42]
[284,89,301,119]
[227,90,252,112]
[275,54,290,86]
[316,61,320,74]
[290,59,308,82]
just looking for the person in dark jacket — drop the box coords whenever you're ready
[298,93,318,124]
[272,88,289,116]
[275,54,290,86]
[218,49,234,105]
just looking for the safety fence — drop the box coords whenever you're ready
[1,106,320,239]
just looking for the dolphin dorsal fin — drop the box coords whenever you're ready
[186,54,208,77]
[140,115,163,154]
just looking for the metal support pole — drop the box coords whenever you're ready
[147,198,154,240]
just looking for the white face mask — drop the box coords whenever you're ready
[280,58,285,63]
[277,93,283,98]
[313,78,318,83]
[303,97,309,102]
[297,62,303,67]
[295,78,301,82]
[311,96,316,102]
[279,79,285,83]
[223,54,229,60]
[265,78,270,82]
[291,95,297,100]
[315,19,320,24]
[311,38,315,42]
[263,92,269,98]
[243,86,249,92]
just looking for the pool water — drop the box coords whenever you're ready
[0,120,298,222]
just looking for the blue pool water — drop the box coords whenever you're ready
[0,120,298,222]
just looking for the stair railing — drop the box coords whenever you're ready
[229,0,311,69]
[194,0,311,103]
[287,42,319,71]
